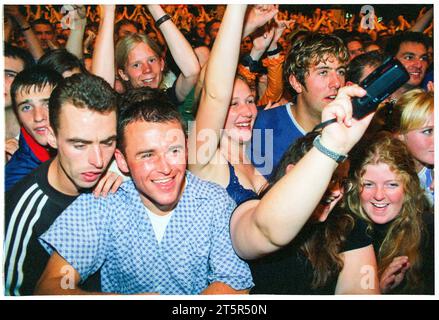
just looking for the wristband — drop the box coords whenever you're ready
[241,54,263,73]
[313,135,347,163]
[267,45,282,56]
[155,14,171,28]
[19,25,31,32]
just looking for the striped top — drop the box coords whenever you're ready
[4,160,77,296]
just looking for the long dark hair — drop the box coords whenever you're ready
[261,132,354,288]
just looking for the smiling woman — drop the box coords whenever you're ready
[389,89,434,207]
[346,132,434,294]
[188,5,278,205]
[93,5,200,105]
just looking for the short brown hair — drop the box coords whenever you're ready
[283,33,348,96]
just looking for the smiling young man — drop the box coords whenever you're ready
[250,33,349,178]
[5,65,63,191]
[4,73,118,295]
[35,88,253,295]
[385,32,430,100]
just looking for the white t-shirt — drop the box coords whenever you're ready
[146,209,173,243]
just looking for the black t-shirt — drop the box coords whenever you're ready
[249,216,371,295]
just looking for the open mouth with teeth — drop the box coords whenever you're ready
[408,71,422,79]
[371,202,389,208]
[34,127,47,135]
[141,78,155,85]
[153,177,173,184]
[324,95,337,102]
[151,176,176,191]
[235,121,252,129]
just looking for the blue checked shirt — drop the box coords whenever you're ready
[39,171,253,294]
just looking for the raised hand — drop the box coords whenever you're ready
[5,138,19,162]
[252,28,275,53]
[320,85,373,155]
[380,256,410,293]
[243,4,279,38]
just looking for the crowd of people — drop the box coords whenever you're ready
[3,4,434,296]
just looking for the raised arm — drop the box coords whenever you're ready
[65,5,87,59]
[242,5,278,39]
[231,85,374,260]
[257,17,288,105]
[91,5,115,87]
[410,7,433,32]
[188,5,247,173]
[147,4,201,102]
[4,5,44,60]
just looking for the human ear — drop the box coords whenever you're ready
[118,68,129,82]
[46,126,58,149]
[114,148,130,174]
[289,74,303,93]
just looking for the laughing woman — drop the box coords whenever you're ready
[248,131,379,294]
[188,5,278,204]
[346,133,434,294]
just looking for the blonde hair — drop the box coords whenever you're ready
[393,89,433,133]
[346,133,427,293]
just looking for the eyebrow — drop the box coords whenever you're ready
[4,69,18,74]
[402,51,428,57]
[315,65,346,71]
[17,98,50,107]
[363,179,399,183]
[135,149,155,157]
[135,144,185,157]
[67,135,117,145]
[132,55,159,62]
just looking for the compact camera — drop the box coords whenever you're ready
[352,57,410,119]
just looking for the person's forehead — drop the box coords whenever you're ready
[15,83,53,100]
[310,54,345,69]
[58,103,116,128]
[5,56,25,72]
[120,24,137,32]
[129,42,158,58]
[125,119,184,138]
[123,120,185,150]
[348,41,362,48]
[397,41,427,55]
[362,162,397,179]
[33,23,53,31]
